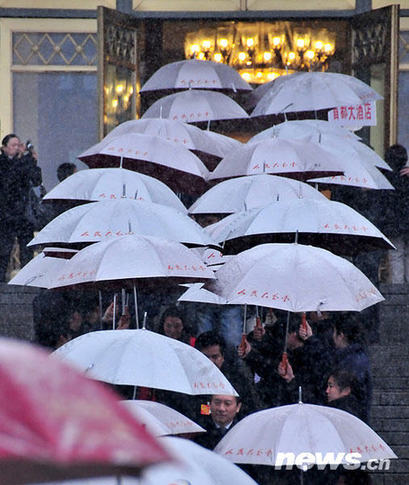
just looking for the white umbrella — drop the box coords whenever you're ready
[52,329,238,396]
[204,198,394,255]
[250,72,382,117]
[214,402,396,467]
[189,174,327,215]
[43,168,187,212]
[103,118,241,160]
[308,162,394,190]
[140,59,252,93]
[208,138,345,181]
[8,251,69,289]
[141,89,249,123]
[49,234,215,290]
[208,243,384,312]
[155,437,258,484]
[178,283,227,305]
[35,437,258,485]
[77,133,209,194]
[248,119,392,172]
[249,119,361,143]
[121,400,205,437]
[28,199,217,248]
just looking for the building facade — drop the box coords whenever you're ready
[0,0,406,188]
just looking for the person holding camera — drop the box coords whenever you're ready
[0,133,43,281]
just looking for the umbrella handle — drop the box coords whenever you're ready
[238,333,248,355]
[255,315,263,329]
[280,351,288,374]
[301,312,307,333]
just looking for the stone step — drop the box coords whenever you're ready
[372,418,409,432]
[372,377,409,389]
[371,473,409,485]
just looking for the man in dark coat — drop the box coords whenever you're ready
[195,330,261,418]
[0,133,42,281]
[194,394,242,450]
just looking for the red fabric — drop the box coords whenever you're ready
[0,339,170,468]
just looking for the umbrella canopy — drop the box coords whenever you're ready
[141,89,249,123]
[189,174,327,215]
[250,72,382,117]
[207,243,384,312]
[249,119,361,143]
[249,120,391,172]
[52,329,238,396]
[77,134,209,194]
[43,168,187,212]
[8,251,69,289]
[214,403,396,467]
[308,162,394,190]
[28,199,217,248]
[208,138,345,181]
[104,118,240,158]
[0,338,170,485]
[49,234,215,290]
[38,437,258,485]
[153,436,258,484]
[121,400,205,436]
[178,282,227,305]
[204,198,394,255]
[140,59,252,93]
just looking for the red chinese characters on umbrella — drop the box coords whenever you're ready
[193,379,227,391]
[328,102,377,127]
[251,161,298,171]
[236,288,291,302]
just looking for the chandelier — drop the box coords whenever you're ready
[184,21,336,84]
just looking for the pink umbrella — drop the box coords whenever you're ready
[0,338,171,485]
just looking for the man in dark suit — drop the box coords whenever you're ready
[194,394,241,450]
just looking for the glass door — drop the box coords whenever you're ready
[350,5,399,153]
[97,6,140,138]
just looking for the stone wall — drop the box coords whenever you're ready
[369,284,409,484]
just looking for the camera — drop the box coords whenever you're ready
[26,140,34,153]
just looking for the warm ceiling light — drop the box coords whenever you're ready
[246,37,255,48]
[219,38,229,49]
[184,22,336,84]
[296,38,306,49]
[324,43,334,54]
[305,50,315,60]
[263,52,272,62]
[115,84,124,94]
[272,36,282,47]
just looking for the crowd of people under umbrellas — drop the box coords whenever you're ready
[33,283,372,484]
[2,130,408,484]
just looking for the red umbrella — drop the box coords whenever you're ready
[0,338,171,484]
